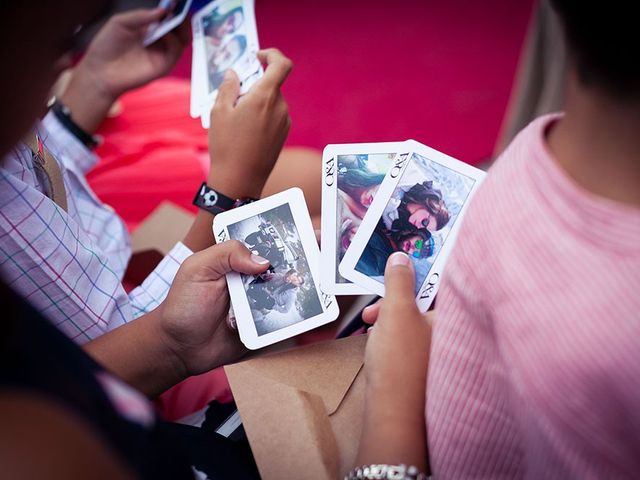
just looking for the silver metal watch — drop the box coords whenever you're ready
[345,464,429,480]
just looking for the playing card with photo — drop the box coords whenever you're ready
[190,30,207,118]
[320,142,410,295]
[198,66,262,128]
[339,140,486,311]
[143,0,193,47]
[213,188,340,350]
[192,0,262,117]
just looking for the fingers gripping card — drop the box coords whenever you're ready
[214,188,340,349]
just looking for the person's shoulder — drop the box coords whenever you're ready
[446,116,558,278]
[0,143,39,189]
[461,115,557,229]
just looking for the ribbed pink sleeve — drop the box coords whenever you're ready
[426,115,640,479]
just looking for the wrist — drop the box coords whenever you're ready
[364,392,426,427]
[365,375,427,424]
[149,306,190,383]
[59,65,119,134]
[206,170,266,199]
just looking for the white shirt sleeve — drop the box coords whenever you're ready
[128,242,194,318]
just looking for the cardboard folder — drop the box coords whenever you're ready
[225,335,367,480]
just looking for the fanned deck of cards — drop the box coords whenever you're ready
[324,139,486,311]
[190,0,263,128]
[214,189,339,350]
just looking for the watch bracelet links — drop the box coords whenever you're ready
[345,464,429,480]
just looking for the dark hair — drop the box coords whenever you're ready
[399,181,450,230]
[550,0,640,97]
[338,159,386,200]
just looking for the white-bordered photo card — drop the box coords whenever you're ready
[339,140,486,311]
[214,188,339,349]
[144,0,193,46]
[320,142,410,295]
[192,0,262,117]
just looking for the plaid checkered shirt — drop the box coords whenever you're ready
[0,113,192,343]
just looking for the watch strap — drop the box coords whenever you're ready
[50,99,101,149]
[192,182,256,214]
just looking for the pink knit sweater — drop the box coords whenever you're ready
[427,114,640,479]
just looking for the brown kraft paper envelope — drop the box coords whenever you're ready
[225,335,367,480]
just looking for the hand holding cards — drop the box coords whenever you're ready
[214,189,339,350]
[206,48,292,199]
[322,140,485,312]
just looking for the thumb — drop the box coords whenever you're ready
[189,240,270,279]
[215,70,241,109]
[383,252,416,303]
[116,8,165,29]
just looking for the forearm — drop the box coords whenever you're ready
[356,312,434,473]
[356,385,429,473]
[84,308,187,398]
[59,66,116,134]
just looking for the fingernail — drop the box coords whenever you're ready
[224,69,234,80]
[251,254,269,265]
[388,251,410,267]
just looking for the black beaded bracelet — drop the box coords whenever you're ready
[50,99,101,149]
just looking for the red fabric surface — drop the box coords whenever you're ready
[92,0,535,232]
[90,78,208,232]
[174,0,534,165]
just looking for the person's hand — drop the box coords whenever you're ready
[157,240,270,376]
[362,252,432,410]
[79,8,189,99]
[60,8,189,133]
[354,252,433,471]
[207,48,293,199]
